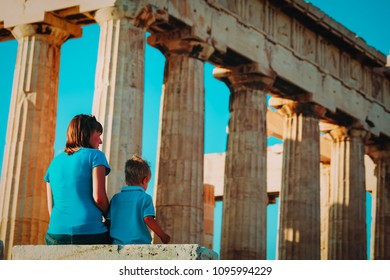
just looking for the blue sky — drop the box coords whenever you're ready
[0,0,389,259]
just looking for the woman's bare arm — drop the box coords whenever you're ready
[92,165,109,216]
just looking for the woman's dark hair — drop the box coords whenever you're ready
[64,114,103,155]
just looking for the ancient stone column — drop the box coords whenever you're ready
[148,30,214,244]
[0,22,79,259]
[366,144,390,260]
[93,6,146,198]
[270,97,325,260]
[213,65,272,260]
[320,162,331,260]
[324,125,369,260]
[203,184,215,250]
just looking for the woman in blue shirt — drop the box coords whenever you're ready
[44,114,111,244]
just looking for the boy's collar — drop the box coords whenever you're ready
[121,186,145,192]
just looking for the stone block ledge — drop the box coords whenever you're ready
[12,244,219,260]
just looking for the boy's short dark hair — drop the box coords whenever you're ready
[125,155,151,185]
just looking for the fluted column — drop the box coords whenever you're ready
[203,184,215,250]
[270,98,325,260]
[213,64,272,260]
[0,22,78,259]
[93,6,146,198]
[366,144,390,260]
[324,125,369,259]
[320,162,331,260]
[148,30,214,244]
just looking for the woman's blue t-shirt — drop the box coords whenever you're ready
[44,148,110,235]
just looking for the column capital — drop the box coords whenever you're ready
[212,63,275,90]
[269,97,326,118]
[12,24,69,45]
[94,4,167,28]
[95,2,166,28]
[320,124,371,142]
[365,143,390,162]
[95,6,122,22]
[11,12,81,44]
[147,29,214,61]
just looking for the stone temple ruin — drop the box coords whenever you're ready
[0,0,389,260]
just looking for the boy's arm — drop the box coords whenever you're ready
[144,216,171,244]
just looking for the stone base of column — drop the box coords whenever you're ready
[12,244,218,260]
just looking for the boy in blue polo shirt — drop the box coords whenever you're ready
[107,155,170,244]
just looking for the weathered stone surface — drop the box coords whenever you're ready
[92,6,145,198]
[0,23,70,260]
[149,32,213,244]
[320,163,331,260]
[215,67,268,260]
[0,0,388,261]
[203,184,215,250]
[271,98,325,260]
[367,144,390,260]
[325,126,369,260]
[1,1,388,138]
[12,244,218,260]
[203,149,376,199]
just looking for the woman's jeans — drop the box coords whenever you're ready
[45,232,111,245]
